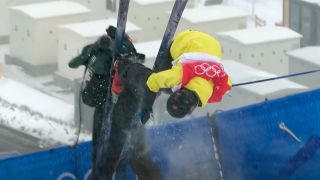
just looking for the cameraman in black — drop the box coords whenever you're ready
[69,26,163,180]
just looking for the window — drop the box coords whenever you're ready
[26,30,30,37]
[64,43,67,51]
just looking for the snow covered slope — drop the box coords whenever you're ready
[0,77,90,146]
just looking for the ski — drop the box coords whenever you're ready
[114,0,130,59]
[153,0,188,72]
[95,0,130,178]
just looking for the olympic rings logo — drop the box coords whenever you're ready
[194,63,225,78]
[57,169,91,180]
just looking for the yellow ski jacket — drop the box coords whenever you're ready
[146,30,232,106]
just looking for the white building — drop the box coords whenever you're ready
[217,26,302,75]
[135,40,162,68]
[7,1,91,76]
[0,0,55,44]
[127,0,176,42]
[287,46,320,88]
[127,0,198,42]
[0,61,2,78]
[55,18,141,88]
[178,5,248,36]
[67,0,113,19]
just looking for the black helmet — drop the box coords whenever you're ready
[167,88,199,118]
[96,34,113,52]
[106,25,145,63]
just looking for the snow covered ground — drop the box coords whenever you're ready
[0,45,90,147]
[0,76,91,146]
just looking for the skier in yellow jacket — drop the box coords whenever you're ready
[115,30,232,121]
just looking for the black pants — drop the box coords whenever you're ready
[93,63,163,180]
[91,105,105,180]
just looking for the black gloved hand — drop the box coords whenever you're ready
[68,44,94,69]
[68,34,113,69]
[138,109,152,124]
[139,88,157,124]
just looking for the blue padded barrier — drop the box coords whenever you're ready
[215,89,320,180]
[146,116,219,179]
[0,145,77,180]
[0,116,219,180]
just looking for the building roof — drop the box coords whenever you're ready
[223,60,307,95]
[218,26,302,45]
[59,19,141,37]
[9,1,90,19]
[182,5,248,23]
[135,40,162,68]
[287,46,320,66]
[135,40,161,58]
[133,0,174,5]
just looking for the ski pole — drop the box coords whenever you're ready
[153,0,188,72]
[232,69,320,87]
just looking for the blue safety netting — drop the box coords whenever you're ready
[215,88,320,180]
[0,116,219,180]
